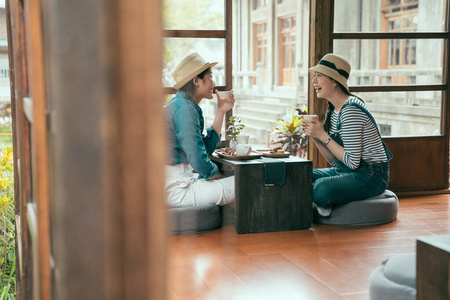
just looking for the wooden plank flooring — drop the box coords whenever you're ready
[167,194,450,300]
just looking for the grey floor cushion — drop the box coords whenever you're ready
[168,204,222,235]
[369,253,416,300]
[313,189,398,226]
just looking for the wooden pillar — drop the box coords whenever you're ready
[308,0,333,168]
[42,0,167,299]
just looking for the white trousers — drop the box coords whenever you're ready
[165,163,235,207]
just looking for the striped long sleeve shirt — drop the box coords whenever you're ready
[329,97,388,170]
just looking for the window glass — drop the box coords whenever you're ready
[254,0,267,10]
[163,0,225,30]
[163,38,225,88]
[334,0,445,33]
[279,16,296,86]
[356,91,442,137]
[333,39,444,86]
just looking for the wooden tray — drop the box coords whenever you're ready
[260,151,291,158]
[215,150,262,160]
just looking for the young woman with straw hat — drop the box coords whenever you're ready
[165,53,235,206]
[302,53,392,217]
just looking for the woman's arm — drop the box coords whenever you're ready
[302,119,345,163]
[175,104,219,179]
[212,90,235,135]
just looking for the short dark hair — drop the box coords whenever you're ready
[180,68,211,97]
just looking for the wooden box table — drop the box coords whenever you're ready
[416,234,450,300]
[210,154,313,234]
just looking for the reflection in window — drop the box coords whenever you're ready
[357,91,442,137]
[254,22,268,83]
[254,0,267,10]
[335,0,445,33]
[279,16,296,86]
[379,124,392,137]
[382,0,418,69]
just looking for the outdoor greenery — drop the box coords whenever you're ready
[270,106,308,158]
[0,146,15,299]
[162,0,224,87]
[0,126,12,149]
[0,102,12,149]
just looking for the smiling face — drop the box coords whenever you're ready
[194,69,215,102]
[311,72,338,99]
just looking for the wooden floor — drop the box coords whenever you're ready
[167,194,450,300]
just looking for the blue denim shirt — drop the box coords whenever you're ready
[165,91,220,179]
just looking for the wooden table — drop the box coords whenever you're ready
[210,153,313,234]
[416,234,450,300]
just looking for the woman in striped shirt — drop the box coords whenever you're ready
[302,54,392,217]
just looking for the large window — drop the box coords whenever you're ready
[162,0,232,134]
[333,0,447,137]
[278,15,296,86]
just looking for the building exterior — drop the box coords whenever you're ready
[223,0,445,145]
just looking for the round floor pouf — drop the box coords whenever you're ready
[168,204,222,235]
[369,253,416,300]
[313,189,398,226]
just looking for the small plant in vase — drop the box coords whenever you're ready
[226,116,245,149]
[270,106,308,157]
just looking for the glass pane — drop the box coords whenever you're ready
[163,38,225,88]
[163,0,225,30]
[334,0,446,33]
[356,91,442,137]
[333,39,444,86]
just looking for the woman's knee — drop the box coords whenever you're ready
[312,181,333,207]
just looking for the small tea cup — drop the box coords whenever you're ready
[236,134,249,145]
[236,144,252,156]
[217,90,232,99]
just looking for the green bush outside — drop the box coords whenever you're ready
[0,146,15,299]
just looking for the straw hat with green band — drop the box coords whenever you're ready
[308,53,351,93]
[172,53,218,90]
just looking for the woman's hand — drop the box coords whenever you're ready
[215,89,235,113]
[301,118,328,141]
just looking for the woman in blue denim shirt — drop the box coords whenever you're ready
[302,54,392,217]
[165,53,235,207]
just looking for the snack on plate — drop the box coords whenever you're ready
[222,147,237,156]
[270,147,284,153]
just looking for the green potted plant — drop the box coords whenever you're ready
[226,116,245,149]
[270,106,308,157]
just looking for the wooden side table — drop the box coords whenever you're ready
[416,234,450,300]
[210,154,313,234]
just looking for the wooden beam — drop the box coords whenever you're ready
[44,0,167,299]
[308,0,333,168]
[23,0,52,297]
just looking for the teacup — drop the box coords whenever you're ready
[217,91,232,99]
[236,134,249,145]
[236,143,252,156]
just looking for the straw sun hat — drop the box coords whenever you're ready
[308,53,351,93]
[172,53,218,90]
